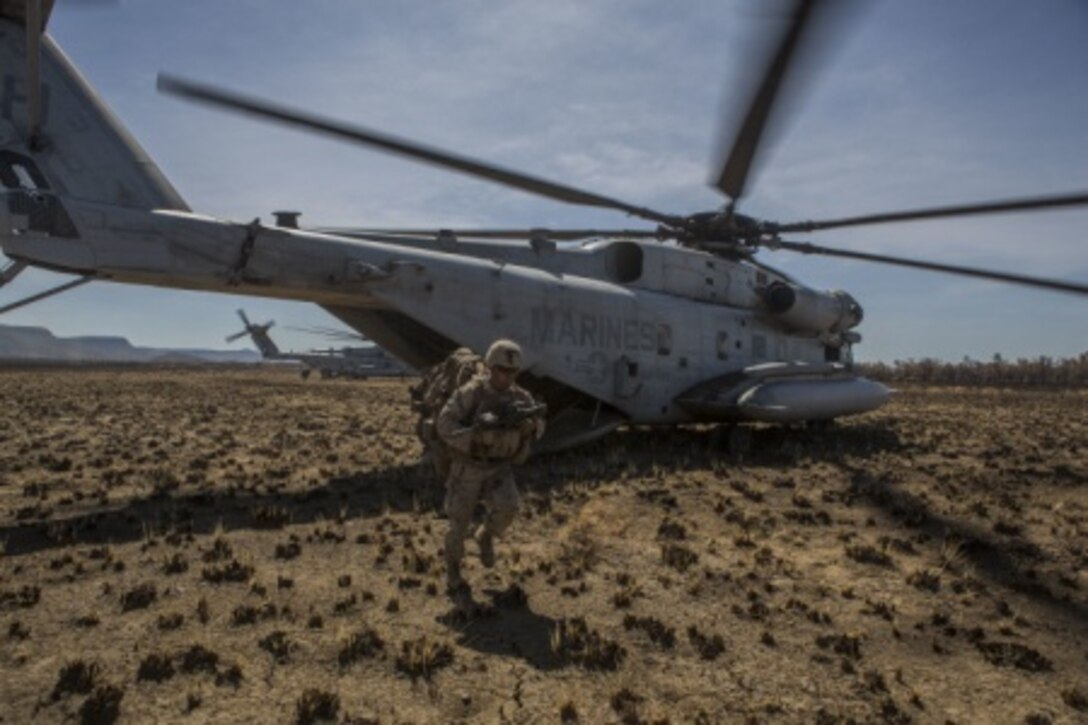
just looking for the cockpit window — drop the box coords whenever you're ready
[12,164,37,189]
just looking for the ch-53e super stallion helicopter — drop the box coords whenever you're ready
[0,1,1086,451]
[225,308,414,380]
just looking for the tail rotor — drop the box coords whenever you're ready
[225,309,275,345]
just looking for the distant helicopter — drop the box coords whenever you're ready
[225,308,413,380]
[0,1,1085,451]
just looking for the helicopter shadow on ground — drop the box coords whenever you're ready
[521,419,906,498]
[0,421,902,557]
[0,462,444,557]
[530,421,1088,626]
[838,461,1088,628]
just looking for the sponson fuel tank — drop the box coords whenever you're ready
[736,376,890,422]
[676,362,891,423]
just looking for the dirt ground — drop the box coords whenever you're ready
[0,367,1085,723]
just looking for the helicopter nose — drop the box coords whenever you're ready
[841,292,864,328]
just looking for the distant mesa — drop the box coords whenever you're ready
[0,324,261,364]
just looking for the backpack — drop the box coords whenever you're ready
[414,348,486,417]
[411,348,487,479]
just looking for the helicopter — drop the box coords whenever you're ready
[0,1,1085,451]
[225,308,414,380]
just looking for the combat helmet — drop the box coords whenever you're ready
[485,339,523,370]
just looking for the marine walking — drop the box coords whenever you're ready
[435,340,546,604]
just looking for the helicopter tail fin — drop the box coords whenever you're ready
[0,15,187,214]
[250,328,280,359]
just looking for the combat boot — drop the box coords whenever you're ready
[446,559,465,590]
[475,527,495,568]
[446,563,473,610]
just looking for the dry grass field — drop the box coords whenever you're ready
[1,367,1085,723]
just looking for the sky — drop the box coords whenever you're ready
[1,0,1086,362]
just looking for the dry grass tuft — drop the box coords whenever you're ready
[552,618,626,671]
[258,630,293,663]
[610,687,644,721]
[1062,687,1088,713]
[252,504,290,529]
[337,627,385,668]
[201,560,254,584]
[845,544,894,568]
[119,583,157,612]
[394,636,453,680]
[816,633,863,662]
[79,684,124,725]
[686,626,725,661]
[136,653,175,683]
[161,552,188,575]
[975,641,1053,672]
[661,542,698,573]
[623,614,676,650]
[178,645,219,675]
[1,585,41,610]
[51,660,98,700]
[295,688,339,725]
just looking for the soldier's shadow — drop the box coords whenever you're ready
[437,587,565,671]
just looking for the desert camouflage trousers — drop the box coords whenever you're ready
[443,460,520,582]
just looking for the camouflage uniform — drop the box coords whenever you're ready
[436,342,544,591]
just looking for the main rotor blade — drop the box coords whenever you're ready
[225,331,248,343]
[712,0,821,201]
[286,325,365,340]
[1,259,27,286]
[315,227,662,241]
[774,192,1088,233]
[310,326,365,338]
[158,74,681,227]
[770,239,1088,296]
[236,308,251,327]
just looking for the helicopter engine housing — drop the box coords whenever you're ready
[761,282,862,337]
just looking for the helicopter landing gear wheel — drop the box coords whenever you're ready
[712,424,752,460]
[728,426,752,459]
[300,368,311,380]
[805,418,835,432]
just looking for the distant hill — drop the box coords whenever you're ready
[0,324,261,364]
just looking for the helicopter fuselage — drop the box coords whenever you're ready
[1,192,880,423]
